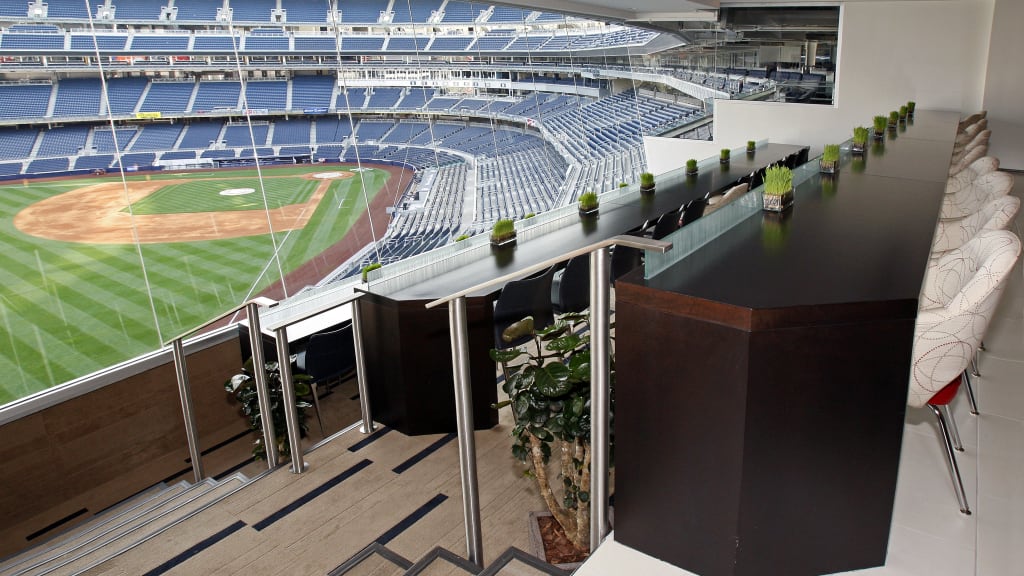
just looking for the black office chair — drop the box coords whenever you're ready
[680,198,707,227]
[651,209,681,240]
[552,254,592,314]
[748,168,766,190]
[295,324,357,434]
[493,265,558,348]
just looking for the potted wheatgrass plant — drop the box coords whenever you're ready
[852,126,869,154]
[639,171,655,195]
[899,105,908,120]
[747,140,757,154]
[907,101,916,117]
[686,158,698,176]
[361,262,382,283]
[820,144,840,174]
[888,111,899,128]
[873,116,888,140]
[762,164,794,212]
[720,148,731,164]
[490,218,517,247]
[577,191,599,217]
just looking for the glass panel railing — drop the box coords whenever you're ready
[644,148,818,278]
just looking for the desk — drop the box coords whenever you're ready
[358,144,808,435]
[613,112,957,575]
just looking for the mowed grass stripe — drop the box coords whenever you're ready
[128,177,319,215]
[0,165,389,398]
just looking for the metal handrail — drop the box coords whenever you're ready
[162,296,277,347]
[165,297,280,481]
[425,234,671,566]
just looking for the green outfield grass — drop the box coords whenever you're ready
[127,176,320,214]
[0,165,389,405]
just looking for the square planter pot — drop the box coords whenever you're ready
[762,189,794,212]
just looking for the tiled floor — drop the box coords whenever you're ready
[578,172,1024,576]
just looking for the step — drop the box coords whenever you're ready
[328,542,413,576]
[403,546,477,576]
[16,475,246,576]
[0,481,189,574]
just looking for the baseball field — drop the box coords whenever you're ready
[0,164,398,405]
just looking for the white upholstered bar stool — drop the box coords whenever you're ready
[941,171,1014,219]
[932,196,1020,254]
[910,229,1022,514]
[947,156,1000,190]
[949,147,989,177]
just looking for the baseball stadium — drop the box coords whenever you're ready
[0,0,1021,575]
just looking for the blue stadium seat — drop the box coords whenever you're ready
[139,82,195,114]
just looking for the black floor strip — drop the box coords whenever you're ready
[375,494,449,546]
[347,426,391,452]
[25,508,88,542]
[141,520,247,576]
[252,458,373,531]
[350,392,360,400]
[185,429,252,463]
[392,433,456,474]
[214,456,257,481]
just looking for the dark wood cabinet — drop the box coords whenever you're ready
[612,111,958,575]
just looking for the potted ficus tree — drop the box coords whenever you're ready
[491,312,609,560]
[720,148,730,164]
[819,144,840,174]
[578,191,599,217]
[490,218,517,247]
[639,172,655,195]
[225,358,312,460]
[762,165,794,212]
[873,116,888,140]
[686,158,698,176]
[852,126,869,154]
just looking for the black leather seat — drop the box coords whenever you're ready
[493,265,558,348]
[295,324,357,434]
[551,254,591,314]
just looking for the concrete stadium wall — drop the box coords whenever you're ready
[644,0,996,175]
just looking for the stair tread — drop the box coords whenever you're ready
[16,477,245,576]
[0,481,189,574]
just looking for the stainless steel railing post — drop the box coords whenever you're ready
[275,327,306,474]
[589,246,611,551]
[449,296,483,567]
[247,302,278,469]
[171,338,204,483]
[351,299,376,434]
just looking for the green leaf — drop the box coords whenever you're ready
[537,322,569,340]
[547,334,582,353]
[570,396,585,417]
[501,317,535,344]
[513,395,531,420]
[294,382,311,397]
[534,363,572,397]
[490,348,525,363]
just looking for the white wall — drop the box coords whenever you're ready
[982,0,1024,169]
[645,0,995,176]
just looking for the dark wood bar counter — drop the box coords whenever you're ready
[613,111,958,575]
[358,143,807,435]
